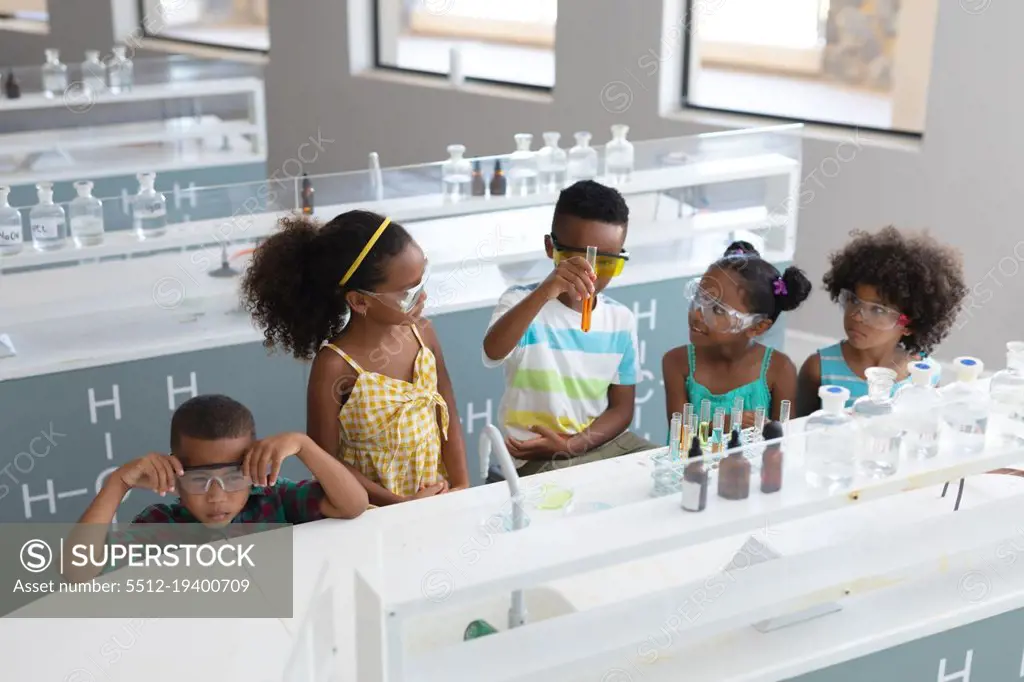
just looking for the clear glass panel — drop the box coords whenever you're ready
[139,0,269,51]
[685,0,935,133]
[375,0,556,88]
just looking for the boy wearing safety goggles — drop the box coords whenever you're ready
[74,395,368,528]
[483,180,650,478]
[797,227,966,415]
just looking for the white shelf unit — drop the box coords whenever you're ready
[354,420,1024,682]
[0,77,266,186]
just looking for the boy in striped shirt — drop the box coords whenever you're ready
[483,181,651,479]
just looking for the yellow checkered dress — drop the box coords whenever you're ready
[323,325,449,498]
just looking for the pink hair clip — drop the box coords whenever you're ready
[897,314,910,327]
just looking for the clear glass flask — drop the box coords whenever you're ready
[441,144,472,202]
[132,172,167,240]
[80,50,106,95]
[805,385,857,489]
[567,132,599,184]
[68,180,105,247]
[107,46,134,94]
[940,356,988,456]
[508,133,539,196]
[852,367,901,478]
[41,49,68,99]
[0,186,24,256]
[604,124,635,184]
[29,182,66,251]
[536,132,568,192]
[894,361,941,460]
[990,341,1024,426]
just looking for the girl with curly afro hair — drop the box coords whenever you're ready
[797,226,967,416]
[241,211,468,505]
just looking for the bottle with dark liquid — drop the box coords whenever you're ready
[760,421,784,494]
[681,436,708,512]
[471,160,486,197]
[301,173,314,215]
[489,159,507,196]
[718,429,750,500]
[3,70,21,99]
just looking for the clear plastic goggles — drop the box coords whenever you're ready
[177,464,251,495]
[838,289,906,330]
[359,262,430,313]
[685,279,764,334]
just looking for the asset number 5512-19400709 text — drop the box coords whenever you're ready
[124,578,251,593]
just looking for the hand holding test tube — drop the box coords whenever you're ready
[581,246,598,332]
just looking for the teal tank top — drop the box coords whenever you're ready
[817,342,941,408]
[685,344,774,419]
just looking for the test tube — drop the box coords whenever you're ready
[669,412,682,459]
[711,408,725,453]
[731,396,744,433]
[779,400,792,426]
[699,399,712,444]
[581,245,598,332]
[682,403,694,447]
[753,406,767,435]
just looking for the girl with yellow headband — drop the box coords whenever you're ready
[242,210,469,505]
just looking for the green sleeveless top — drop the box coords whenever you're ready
[685,344,774,419]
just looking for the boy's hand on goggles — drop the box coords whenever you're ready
[118,452,184,497]
[541,256,596,302]
[242,432,307,487]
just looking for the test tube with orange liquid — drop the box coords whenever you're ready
[581,246,598,332]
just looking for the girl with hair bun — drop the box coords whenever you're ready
[663,241,812,428]
[241,210,468,506]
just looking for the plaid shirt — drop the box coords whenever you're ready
[132,478,327,525]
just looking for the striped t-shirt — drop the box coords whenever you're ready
[483,284,639,465]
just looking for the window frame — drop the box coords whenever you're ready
[136,0,270,55]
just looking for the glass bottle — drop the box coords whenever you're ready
[805,385,856,490]
[29,182,66,251]
[301,174,314,215]
[681,436,708,512]
[718,429,750,500]
[604,124,635,184]
[760,421,784,494]
[470,160,486,197]
[851,367,901,478]
[508,133,538,196]
[41,49,68,99]
[536,131,567,191]
[489,160,507,196]
[68,180,105,247]
[441,144,472,202]
[939,356,988,456]
[3,69,21,99]
[132,172,167,240]
[894,361,941,460]
[107,46,134,94]
[990,341,1024,427]
[566,132,598,184]
[0,186,24,255]
[80,50,106,95]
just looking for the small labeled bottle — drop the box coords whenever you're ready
[301,174,314,215]
[852,367,901,478]
[132,172,167,240]
[41,49,68,98]
[68,180,105,247]
[29,182,66,251]
[681,436,708,512]
[489,160,507,196]
[3,69,21,99]
[81,50,106,95]
[470,160,486,197]
[441,144,472,202]
[718,429,750,500]
[536,131,567,191]
[760,421,784,493]
[0,186,24,255]
[107,46,134,94]
[894,361,941,459]
[604,124,635,184]
[567,132,598,184]
[805,386,856,489]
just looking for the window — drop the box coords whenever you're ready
[684,0,937,134]
[375,0,556,89]
[139,0,269,52]
[0,0,47,22]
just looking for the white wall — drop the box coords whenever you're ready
[264,0,1021,370]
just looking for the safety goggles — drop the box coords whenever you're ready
[685,279,764,334]
[550,235,629,278]
[177,463,252,495]
[358,261,430,313]
[838,289,909,331]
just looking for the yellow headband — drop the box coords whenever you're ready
[339,217,391,287]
